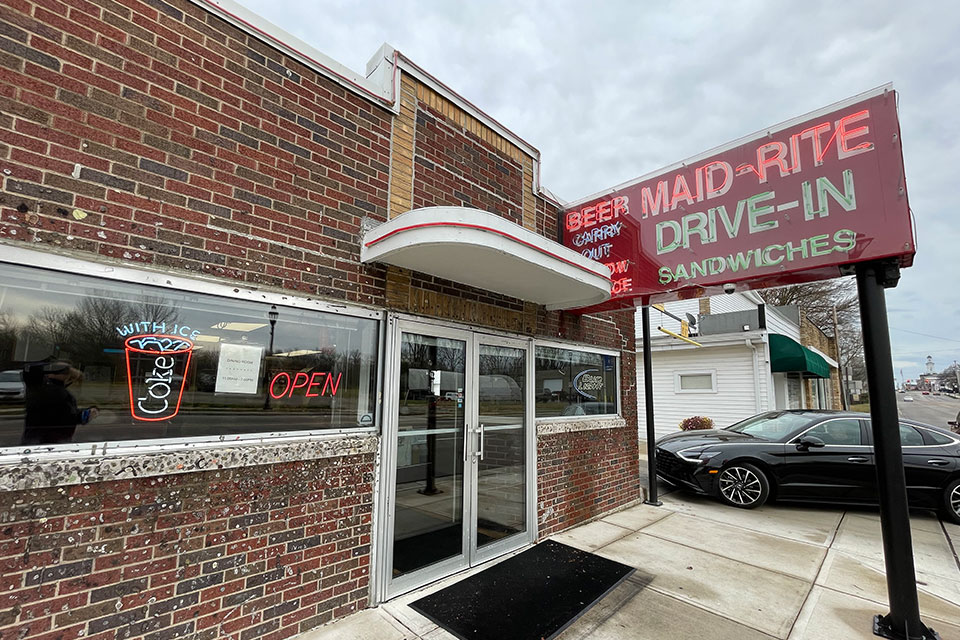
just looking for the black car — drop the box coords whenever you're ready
[655,410,960,524]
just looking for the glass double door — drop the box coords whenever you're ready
[386,322,532,596]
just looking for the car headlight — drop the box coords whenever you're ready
[677,448,721,464]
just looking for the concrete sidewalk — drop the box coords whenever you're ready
[300,493,960,639]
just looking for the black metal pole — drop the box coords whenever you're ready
[856,261,938,640]
[262,316,277,410]
[420,394,441,495]
[642,304,661,506]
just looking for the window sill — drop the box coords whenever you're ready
[0,430,378,492]
[536,416,626,436]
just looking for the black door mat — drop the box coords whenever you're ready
[409,540,634,640]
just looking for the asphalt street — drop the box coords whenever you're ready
[897,392,960,430]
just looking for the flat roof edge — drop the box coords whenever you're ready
[190,0,395,107]
[190,0,546,168]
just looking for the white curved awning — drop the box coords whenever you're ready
[360,207,612,310]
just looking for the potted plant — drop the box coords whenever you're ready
[679,415,714,431]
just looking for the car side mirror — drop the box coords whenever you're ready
[796,435,826,451]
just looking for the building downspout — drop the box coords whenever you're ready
[747,338,762,414]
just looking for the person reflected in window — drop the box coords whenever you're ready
[22,361,99,445]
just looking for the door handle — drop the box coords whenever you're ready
[847,456,870,463]
[477,424,485,461]
[927,459,950,466]
[463,423,469,462]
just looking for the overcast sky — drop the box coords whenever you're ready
[239,0,960,380]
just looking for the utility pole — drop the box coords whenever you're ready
[832,305,848,409]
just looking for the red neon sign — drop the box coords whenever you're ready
[269,371,342,399]
[124,334,194,422]
[562,86,912,308]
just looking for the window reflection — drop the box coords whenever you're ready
[534,346,618,417]
[0,263,379,447]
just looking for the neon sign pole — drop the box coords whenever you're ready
[858,263,938,640]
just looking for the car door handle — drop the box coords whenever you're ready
[927,459,950,466]
[847,456,870,463]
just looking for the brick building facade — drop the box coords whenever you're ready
[0,1,639,639]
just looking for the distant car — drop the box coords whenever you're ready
[656,410,960,524]
[0,369,25,402]
[922,391,930,395]
[933,392,941,396]
[903,396,914,402]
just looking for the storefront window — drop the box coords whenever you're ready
[534,346,618,417]
[0,263,379,448]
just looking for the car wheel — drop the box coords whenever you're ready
[717,463,770,509]
[942,478,960,525]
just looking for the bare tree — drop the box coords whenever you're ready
[938,363,960,393]
[759,277,864,377]
[0,312,20,366]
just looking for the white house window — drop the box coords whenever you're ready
[676,371,717,393]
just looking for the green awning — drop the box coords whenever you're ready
[769,334,831,378]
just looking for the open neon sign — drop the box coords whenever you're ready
[269,371,342,399]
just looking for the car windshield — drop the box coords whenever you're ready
[0,371,20,383]
[726,412,815,440]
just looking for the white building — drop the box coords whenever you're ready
[637,291,841,440]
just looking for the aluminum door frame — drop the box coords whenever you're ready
[373,316,537,603]
[469,333,536,567]
[377,318,475,601]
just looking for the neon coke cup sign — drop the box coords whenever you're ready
[124,334,194,422]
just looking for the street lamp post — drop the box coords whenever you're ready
[262,305,278,410]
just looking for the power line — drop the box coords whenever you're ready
[890,327,960,343]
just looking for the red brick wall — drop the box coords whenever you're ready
[0,0,391,303]
[0,454,374,640]
[536,425,639,537]
[534,307,639,537]
[412,104,524,224]
[537,194,559,243]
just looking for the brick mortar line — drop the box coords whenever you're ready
[412,149,524,217]
[206,220,329,260]
[414,109,525,214]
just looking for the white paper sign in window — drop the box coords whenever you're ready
[215,343,264,394]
